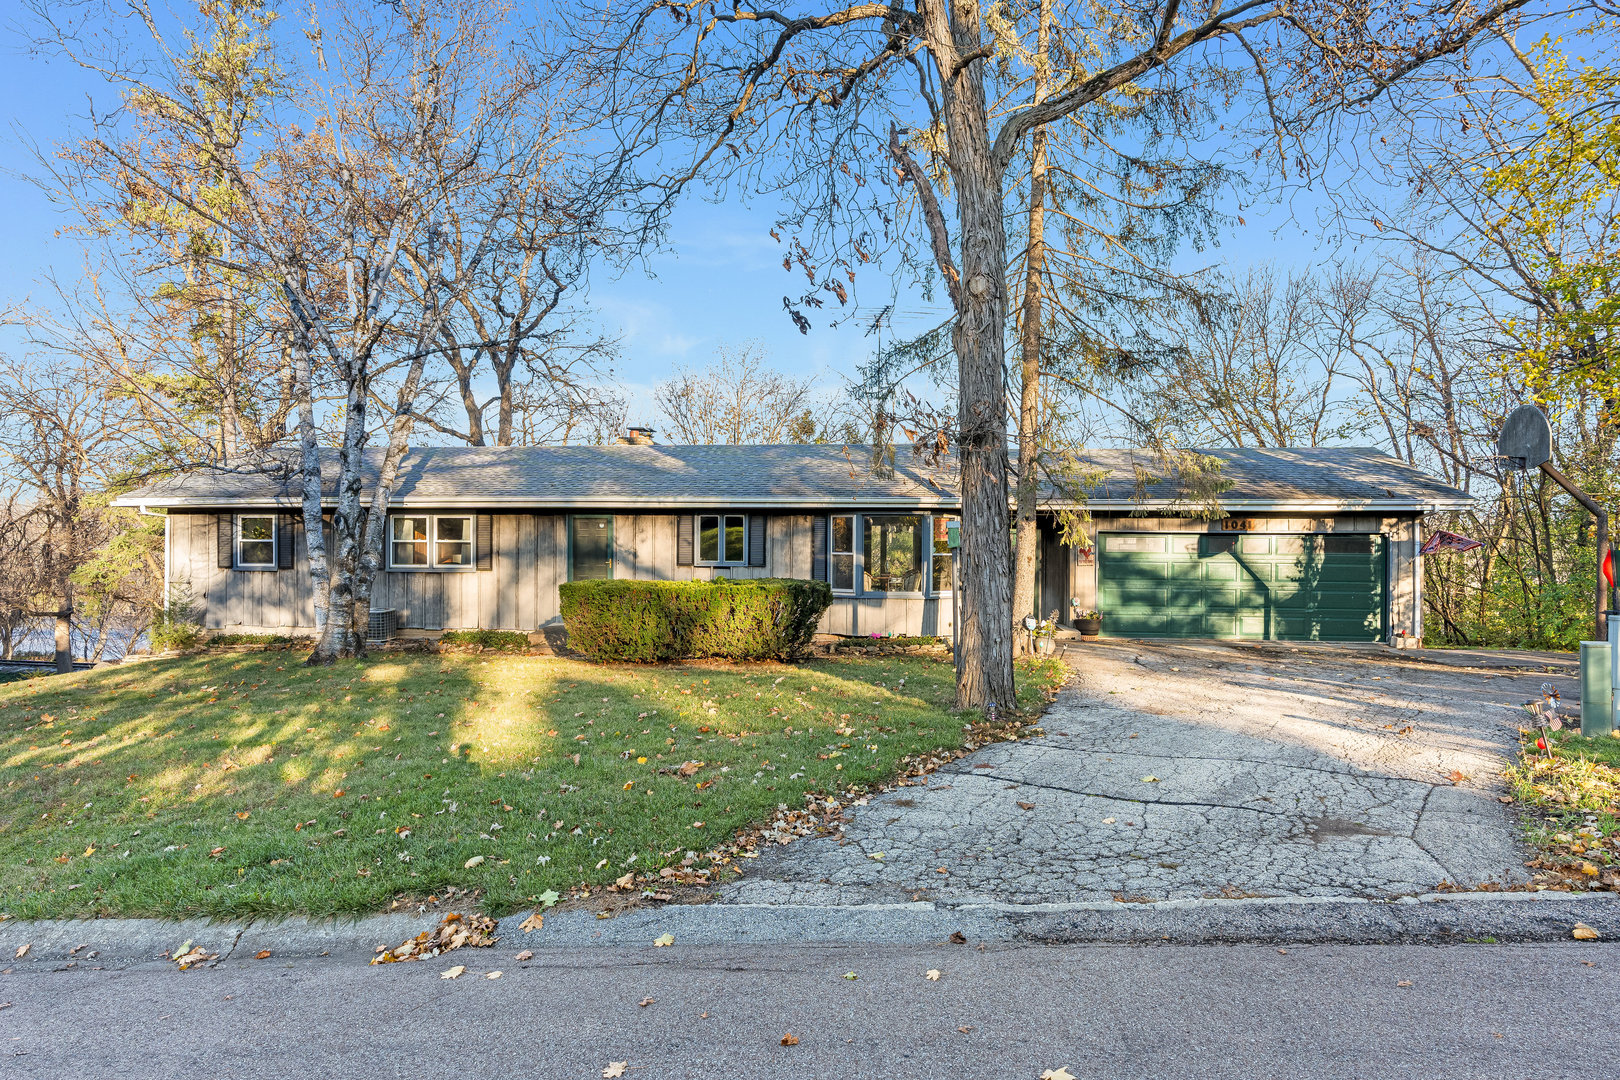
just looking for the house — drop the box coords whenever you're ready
[112,442,1471,646]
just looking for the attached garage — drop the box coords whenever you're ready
[1097,532,1387,642]
[1051,447,1473,648]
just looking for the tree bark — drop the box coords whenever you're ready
[308,360,369,664]
[1011,0,1053,650]
[54,595,72,674]
[925,0,1014,710]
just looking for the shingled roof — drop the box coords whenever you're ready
[112,443,1471,512]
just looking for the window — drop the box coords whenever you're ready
[389,515,475,570]
[696,514,748,565]
[863,515,923,593]
[931,516,956,593]
[1323,535,1375,555]
[236,515,276,568]
[435,516,473,566]
[391,516,429,566]
[830,515,855,591]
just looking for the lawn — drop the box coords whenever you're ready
[1507,727,1620,892]
[0,649,1064,919]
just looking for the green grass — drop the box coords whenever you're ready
[0,650,1064,919]
[1508,728,1620,889]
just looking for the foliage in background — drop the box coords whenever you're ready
[561,579,833,662]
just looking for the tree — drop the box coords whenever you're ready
[571,0,1534,707]
[654,344,822,444]
[35,0,617,662]
[0,354,149,672]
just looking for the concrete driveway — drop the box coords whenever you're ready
[723,641,1573,906]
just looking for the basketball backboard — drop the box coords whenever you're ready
[1498,404,1552,470]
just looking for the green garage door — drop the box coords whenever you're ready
[1098,533,1386,641]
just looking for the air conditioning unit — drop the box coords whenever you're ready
[367,608,399,645]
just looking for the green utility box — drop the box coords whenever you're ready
[1580,640,1615,737]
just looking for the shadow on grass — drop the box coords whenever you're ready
[0,649,1042,919]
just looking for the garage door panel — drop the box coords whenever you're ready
[1101,532,1385,642]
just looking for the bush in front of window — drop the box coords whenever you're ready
[559,578,833,662]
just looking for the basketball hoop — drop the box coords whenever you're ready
[1497,404,1552,471]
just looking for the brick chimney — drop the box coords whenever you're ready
[615,426,656,446]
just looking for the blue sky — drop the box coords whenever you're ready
[0,8,1333,430]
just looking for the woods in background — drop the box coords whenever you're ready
[0,1,1615,670]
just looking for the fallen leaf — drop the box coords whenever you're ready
[780,1033,799,1046]
[538,889,560,907]
[514,950,533,961]
[616,872,636,889]
[254,950,272,960]
[486,971,502,979]
[1445,769,1468,783]
[174,945,217,970]
[1141,776,1160,783]
[440,965,466,980]
[1396,980,1413,987]
[653,933,675,947]
[236,811,250,820]
[1041,1069,1076,1080]
[603,1063,627,1078]
[1573,923,1601,941]
[949,931,967,945]
[957,1026,972,1034]
[638,996,655,1007]
[13,945,28,959]
[520,912,545,933]
[464,855,485,869]
[925,969,941,981]
[843,971,858,980]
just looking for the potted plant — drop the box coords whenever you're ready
[1030,613,1060,656]
[1072,607,1102,640]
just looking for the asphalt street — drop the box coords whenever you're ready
[3,940,1615,1079]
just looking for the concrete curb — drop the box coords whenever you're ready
[1,892,1614,964]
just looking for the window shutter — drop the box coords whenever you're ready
[277,514,295,570]
[217,514,234,569]
[811,515,828,582]
[476,514,494,571]
[676,514,694,566]
[748,514,767,567]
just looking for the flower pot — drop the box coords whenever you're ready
[1076,617,1102,640]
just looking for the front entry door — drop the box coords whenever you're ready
[570,516,614,580]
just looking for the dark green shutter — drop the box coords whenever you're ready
[811,515,828,582]
[748,514,767,567]
[677,515,694,566]
[217,515,234,569]
[277,515,294,569]
[476,514,493,571]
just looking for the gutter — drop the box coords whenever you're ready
[110,495,1474,514]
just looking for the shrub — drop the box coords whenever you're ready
[207,633,299,648]
[149,590,204,652]
[439,629,531,651]
[560,578,833,662]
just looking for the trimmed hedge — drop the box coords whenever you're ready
[559,578,833,662]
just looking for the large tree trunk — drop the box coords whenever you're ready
[291,317,332,647]
[309,364,369,664]
[931,0,1014,710]
[1011,0,1053,650]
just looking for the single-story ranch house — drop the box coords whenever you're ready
[113,442,1471,646]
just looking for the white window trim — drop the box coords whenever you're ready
[827,514,952,599]
[387,514,477,572]
[694,513,750,567]
[235,513,277,570]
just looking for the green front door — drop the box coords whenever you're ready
[1097,533,1386,641]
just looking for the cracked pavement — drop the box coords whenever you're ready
[721,641,1570,907]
